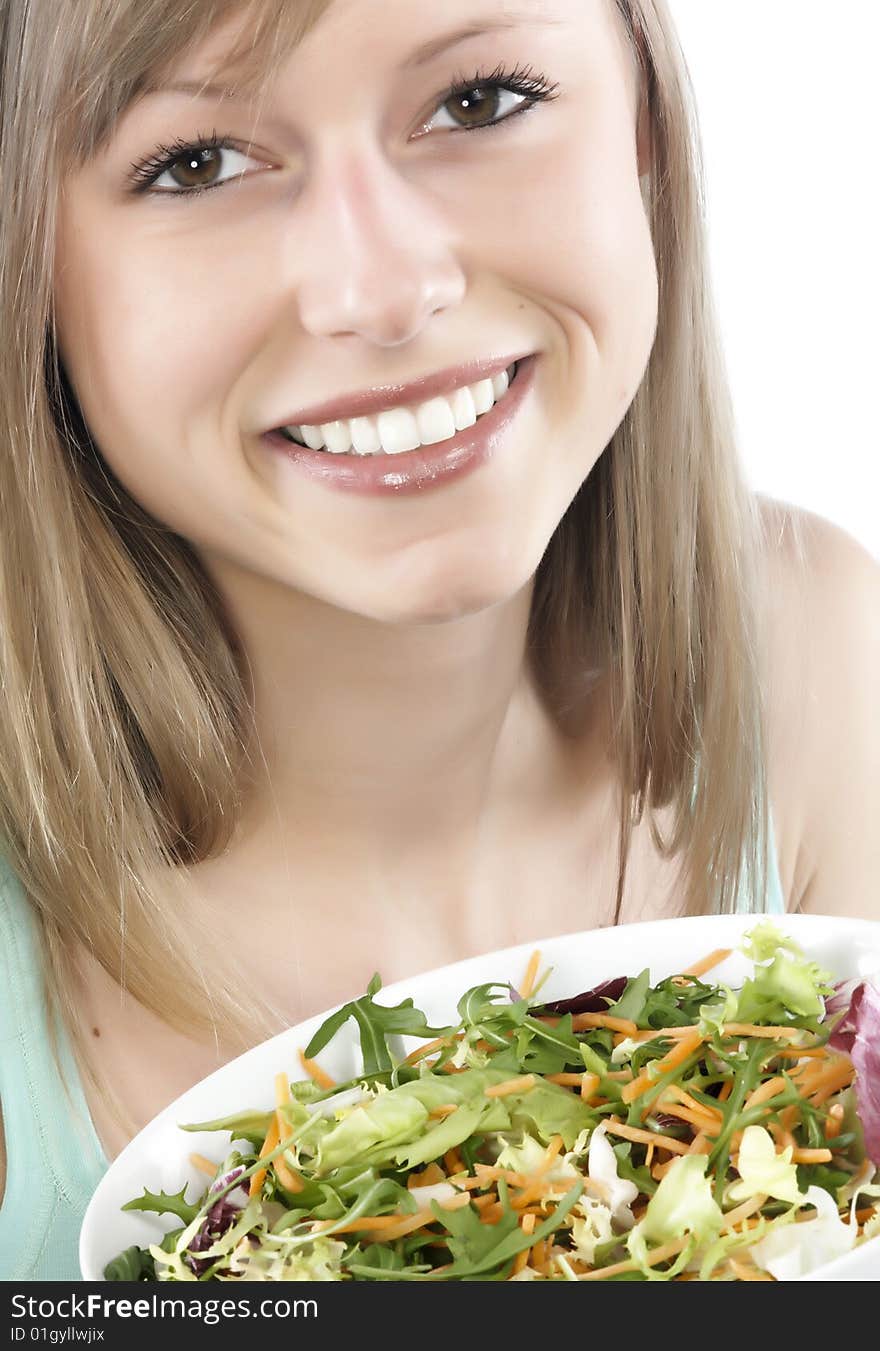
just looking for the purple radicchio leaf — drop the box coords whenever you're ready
[534,976,629,1017]
[825,978,860,1019]
[826,979,880,1168]
[185,1166,249,1276]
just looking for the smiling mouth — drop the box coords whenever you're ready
[274,362,521,457]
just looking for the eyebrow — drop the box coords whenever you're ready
[150,12,566,101]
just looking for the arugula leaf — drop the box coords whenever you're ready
[178,1108,273,1148]
[607,969,651,1023]
[121,1184,201,1225]
[304,974,454,1075]
[103,1245,157,1281]
[441,1180,522,1269]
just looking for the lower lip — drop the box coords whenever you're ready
[262,354,538,497]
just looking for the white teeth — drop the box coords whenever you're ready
[377,407,421,455]
[300,425,326,451]
[321,420,354,455]
[349,415,382,455]
[470,377,496,417]
[449,385,478,432]
[282,362,519,455]
[415,395,457,447]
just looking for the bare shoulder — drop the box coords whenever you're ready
[754,494,879,919]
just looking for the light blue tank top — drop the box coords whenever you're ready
[0,818,786,1281]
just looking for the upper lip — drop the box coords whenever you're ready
[267,352,532,431]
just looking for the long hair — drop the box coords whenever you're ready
[0,0,779,1146]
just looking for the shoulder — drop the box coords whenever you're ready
[753,494,879,919]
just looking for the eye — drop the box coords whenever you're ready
[151,143,257,192]
[127,133,270,196]
[416,63,562,138]
[417,63,559,138]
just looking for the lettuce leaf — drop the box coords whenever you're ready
[748,1185,857,1279]
[725,1125,806,1206]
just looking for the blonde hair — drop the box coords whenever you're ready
[0,0,779,1147]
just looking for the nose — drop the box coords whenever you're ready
[289,138,467,347]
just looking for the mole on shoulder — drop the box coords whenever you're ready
[92,1026,101,1037]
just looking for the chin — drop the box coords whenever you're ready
[361,562,534,626]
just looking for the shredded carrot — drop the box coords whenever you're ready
[687,1132,711,1155]
[808,1065,856,1107]
[825,1104,845,1140]
[316,1192,471,1241]
[472,1192,499,1211]
[248,1114,280,1198]
[720,1194,768,1231]
[531,1239,549,1275]
[721,1023,810,1042]
[546,1073,586,1087]
[578,1235,689,1280]
[408,1162,446,1189]
[444,1148,465,1175]
[661,1084,723,1123]
[679,948,733,980]
[717,1080,733,1103]
[297,1049,335,1090]
[520,949,542,1001]
[402,1034,460,1067]
[189,1153,219,1177]
[273,1155,305,1193]
[273,1071,305,1193]
[629,1025,701,1044]
[544,1135,564,1164]
[428,1104,459,1120]
[512,1211,538,1275]
[645,1141,655,1169]
[322,1211,434,1240]
[603,1117,692,1155]
[485,1074,537,1098]
[571,1012,639,1036]
[791,1147,833,1165]
[743,1075,788,1111]
[581,1072,601,1102]
[652,1102,719,1134]
[622,1028,705,1105]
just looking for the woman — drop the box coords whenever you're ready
[0,0,876,1280]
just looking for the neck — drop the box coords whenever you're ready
[214,571,570,865]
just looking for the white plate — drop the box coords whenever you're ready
[80,912,880,1282]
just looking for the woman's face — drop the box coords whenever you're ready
[54,0,657,625]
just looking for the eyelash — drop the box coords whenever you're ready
[126,61,560,198]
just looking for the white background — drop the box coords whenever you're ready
[669,1,878,559]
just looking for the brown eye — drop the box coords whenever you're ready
[168,146,224,190]
[444,86,504,131]
[131,141,262,196]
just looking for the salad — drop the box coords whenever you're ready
[104,922,880,1282]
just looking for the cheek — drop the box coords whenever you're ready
[53,205,275,523]
[441,118,658,393]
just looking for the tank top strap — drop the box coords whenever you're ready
[0,848,107,1276]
